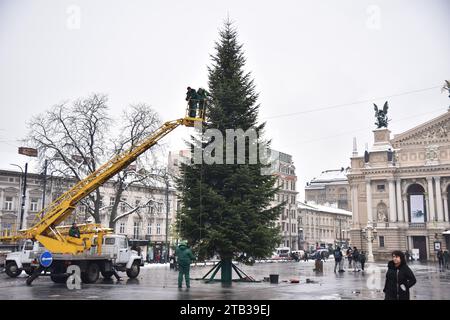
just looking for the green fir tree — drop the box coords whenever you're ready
[176,21,283,284]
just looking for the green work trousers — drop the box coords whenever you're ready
[178,264,190,288]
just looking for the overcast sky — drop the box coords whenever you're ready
[0,0,449,200]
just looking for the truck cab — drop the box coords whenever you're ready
[94,234,141,264]
[91,234,143,280]
[5,240,43,277]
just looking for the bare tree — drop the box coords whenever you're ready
[27,94,163,226]
[107,104,162,228]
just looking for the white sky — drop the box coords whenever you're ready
[0,0,449,199]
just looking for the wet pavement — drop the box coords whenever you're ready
[0,259,449,300]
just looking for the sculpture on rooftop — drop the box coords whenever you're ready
[442,80,450,98]
[374,101,389,128]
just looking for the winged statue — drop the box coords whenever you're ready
[374,101,389,128]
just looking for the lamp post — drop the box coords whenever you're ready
[361,224,378,262]
[10,163,27,230]
[41,159,48,214]
[12,147,38,230]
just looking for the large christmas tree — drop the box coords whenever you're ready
[177,21,282,284]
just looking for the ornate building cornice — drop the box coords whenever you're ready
[391,111,450,147]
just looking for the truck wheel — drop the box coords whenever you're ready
[5,261,22,278]
[81,263,100,284]
[101,271,113,280]
[126,261,140,278]
[50,274,69,283]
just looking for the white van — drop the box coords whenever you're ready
[274,247,290,259]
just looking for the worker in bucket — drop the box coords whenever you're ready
[69,222,80,238]
[185,87,199,117]
[176,240,195,288]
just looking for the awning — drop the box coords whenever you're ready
[442,230,450,235]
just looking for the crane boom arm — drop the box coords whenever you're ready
[19,118,185,240]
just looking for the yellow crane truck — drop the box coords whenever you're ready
[0,105,204,285]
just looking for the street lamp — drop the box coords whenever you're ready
[10,163,27,230]
[361,225,378,262]
[12,146,38,230]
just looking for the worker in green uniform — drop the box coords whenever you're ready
[197,87,209,119]
[176,240,195,288]
[185,87,199,117]
[69,222,80,238]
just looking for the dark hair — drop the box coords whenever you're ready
[392,250,406,265]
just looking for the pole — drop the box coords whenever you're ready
[288,204,292,250]
[41,159,48,215]
[165,172,170,263]
[339,219,342,246]
[19,163,28,230]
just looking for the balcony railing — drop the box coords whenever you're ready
[409,223,426,229]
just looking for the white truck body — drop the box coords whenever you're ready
[5,235,143,284]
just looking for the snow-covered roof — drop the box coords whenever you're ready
[297,201,352,217]
[305,168,349,189]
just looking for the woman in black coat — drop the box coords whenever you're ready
[383,250,416,300]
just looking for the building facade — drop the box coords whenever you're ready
[305,168,352,211]
[297,201,352,252]
[0,169,177,261]
[269,150,299,250]
[348,110,450,261]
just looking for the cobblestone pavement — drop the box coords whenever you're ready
[0,259,449,300]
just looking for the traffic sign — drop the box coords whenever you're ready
[39,251,53,267]
[18,147,38,157]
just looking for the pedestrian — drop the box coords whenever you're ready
[346,247,353,268]
[197,87,209,119]
[405,250,410,262]
[383,250,416,300]
[176,240,195,288]
[443,250,449,270]
[112,266,122,282]
[352,246,360,272]
[313,250,323,272]
[333,246,343,273]
[437,249,444,271]
[69,222,80,238]
[359,251,366,271]
[304,251,309,262]
[186,87,199,117]
[169,254,177,270]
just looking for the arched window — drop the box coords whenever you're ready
[407,184,426,223]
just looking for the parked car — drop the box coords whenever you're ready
[310,249,330,260]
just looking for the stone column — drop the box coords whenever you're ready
[351,185,359,225]
[444,196,449,223]
[435,177,444,222]
[427,177,435,222]
[403,197,409,223]
[396,179,404,222]
[365,178,374,262]
[366,179,373,223]
[388,179,397,222]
